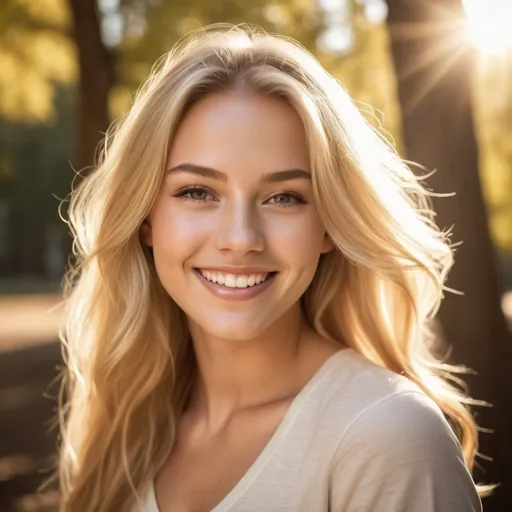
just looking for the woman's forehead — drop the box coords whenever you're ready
[167,92,310,177]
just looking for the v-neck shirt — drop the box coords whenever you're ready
[137,348,482,511]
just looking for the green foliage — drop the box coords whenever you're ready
[0,0,76,123]
[472,54,512,250]
[319,0,403,152]
[0,86,76,277]
[0,86,75,216]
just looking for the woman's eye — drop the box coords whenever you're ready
[266,193,304,207]
[174,188,305,206]
[174,186,214,202]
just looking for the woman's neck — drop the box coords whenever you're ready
[185,304,320,433]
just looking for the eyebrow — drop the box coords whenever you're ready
[166,163,311,183]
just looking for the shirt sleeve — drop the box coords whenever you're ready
[329,391,482,512]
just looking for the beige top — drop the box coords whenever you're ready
[138,348,482,511]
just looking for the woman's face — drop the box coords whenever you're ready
[144,91,332,341]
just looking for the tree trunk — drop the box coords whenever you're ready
[385,1,512,509]
[68,0,115,173]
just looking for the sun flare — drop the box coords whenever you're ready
[463,0,512,55]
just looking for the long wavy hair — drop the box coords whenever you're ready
[58,23,486,511]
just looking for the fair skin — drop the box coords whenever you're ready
[143,90,340,511]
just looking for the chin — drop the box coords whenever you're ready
[191,314,274,343]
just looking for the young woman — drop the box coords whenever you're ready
[58,24,486,511]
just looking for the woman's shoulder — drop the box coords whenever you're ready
[319,348,451,445]
[323,350,481,511]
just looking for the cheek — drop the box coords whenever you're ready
[272,209,325,244]
[149,204,208,270]
[267,211,327,270]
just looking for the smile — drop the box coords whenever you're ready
[198,269,270,288]
[194,269,278,301]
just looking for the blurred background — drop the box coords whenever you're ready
[0,0,511,510]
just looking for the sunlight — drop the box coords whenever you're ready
[463,0,512,55]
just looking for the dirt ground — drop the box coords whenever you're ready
[0,295,63,352]
[0,295,63,511]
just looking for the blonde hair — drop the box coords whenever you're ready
[59,23,486,511]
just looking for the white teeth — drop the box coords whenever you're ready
[199,270,270,288]
[235,275,247,288]
[225,274,237,287]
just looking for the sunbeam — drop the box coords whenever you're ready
[463,0,512,56]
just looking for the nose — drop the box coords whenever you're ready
[213,199,266,255]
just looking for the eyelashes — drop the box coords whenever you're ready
[266,192,305,207]
[173,185,307,207]
[174,185,215,202]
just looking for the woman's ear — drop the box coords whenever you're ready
[321,231,334,254]
[140,220,153,247]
